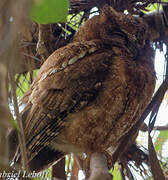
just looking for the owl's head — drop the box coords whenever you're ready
[100,5,148,48]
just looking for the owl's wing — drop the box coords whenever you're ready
[20,40,114,162]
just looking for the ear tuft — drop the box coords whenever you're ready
[100,5,119,24]
[101,5,118,18]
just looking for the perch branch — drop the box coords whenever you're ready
[88,152,112,180]
[0,64,10,168]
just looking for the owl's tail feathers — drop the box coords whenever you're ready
[7,128,18,162]
[8,131,64,172]
[13,146,64,172]
[8,128,64,172]
[28,147,64,172]
[7,103,64,172]
[7,104,30,164]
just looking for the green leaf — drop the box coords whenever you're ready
[31,0,69,24]
[142,3,163,13]
[111,164,122,180]
[155,131,168,152]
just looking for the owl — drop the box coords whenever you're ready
[10,5,155,172]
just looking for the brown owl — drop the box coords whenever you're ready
[10,5,155,172]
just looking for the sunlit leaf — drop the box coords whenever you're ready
[67,12,84,31]
[142,3,163,13]
[111,164,122,180]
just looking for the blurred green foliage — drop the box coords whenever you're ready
[155,131,168,153]
[111,164,122,180]
[31,0,69,24]
[144,3,163,12]
[15,70,38,99]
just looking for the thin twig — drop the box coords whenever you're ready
[22,52,41,62]
[9,72,29,170]
[154,125,168,131]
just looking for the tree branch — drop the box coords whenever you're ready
[0,63,11,169]
[9,73,29,170]
[88,153,112,180]
[154,125,168,131]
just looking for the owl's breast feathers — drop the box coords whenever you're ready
[13,6,155,171]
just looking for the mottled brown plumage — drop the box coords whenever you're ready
[12,5,155,171]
